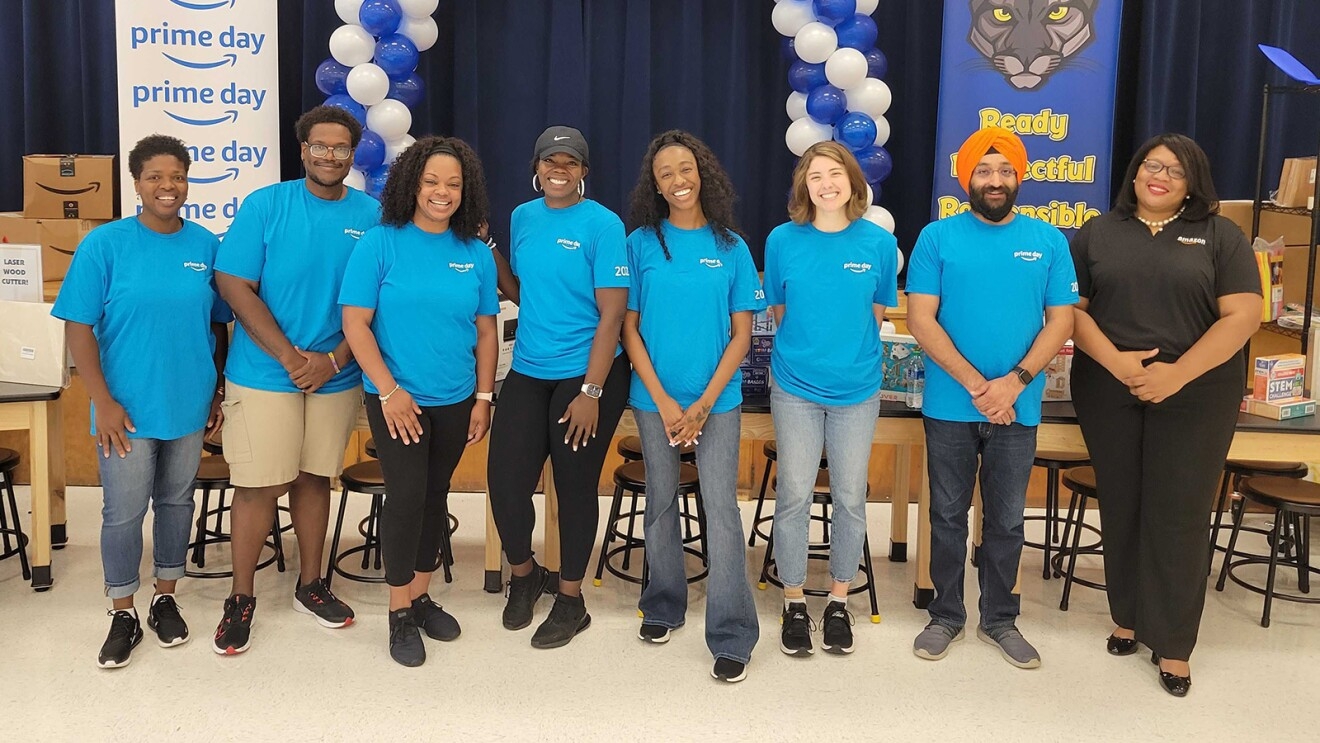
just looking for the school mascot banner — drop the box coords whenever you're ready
[931,0,1123,232]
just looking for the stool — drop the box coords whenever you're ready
[1208,459,1308,572]
[756,470,880,623]
[592,460,707,587]
[363,438,459,536]
[186,455,289,579]
[0,448,31,581]
[748,440,828,548]
[1051,467,1106,611]
[1215,476,1320,627]
[615,435,697,546]
[1026,450,1091,580]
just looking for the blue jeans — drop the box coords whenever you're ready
[769,386,881,588]
[98,429,204,599]
[923,417,1036,631]
[636,409,759,664]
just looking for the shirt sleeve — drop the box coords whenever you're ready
[210,287,234,323]
[872,230,900,307]
[625,231,643,313]
[1069,218,1094,300]
[904,225,942,296]
[1045,227,1080,307]
[337,231,383,310]
[476,242,500,316]
[762,229,785,306]
[214,190,268,282]
[730,238,767,313]
[591,213,630,289]
[1213,217,1265,297]
[50,230,108,326]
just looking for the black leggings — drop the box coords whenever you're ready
[365,395,472,587]
[1071,351,1242,661]
[487,354,630,582]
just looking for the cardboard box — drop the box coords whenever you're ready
[1220,200,1314,308]
[495,297,518,382]
[880,333,925,402]
[740,365,769,396]
[749,335,774,365]
[0,300,70,387]
[23,154,117,220]
[0,212,105,280]
[1253,353,1306,402]
[1276,156,1317,209]
[1043,341,1074,401]
[1241,396,1316,420]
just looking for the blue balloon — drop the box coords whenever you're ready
[806,85,848,125]
[374,33,419,79]
[788,60,828,93]
[863,47,888,79]
[359,0,402,37]
[366,163,392,200]
[323,94,367,126]
[835,111,878,151]
[835,14,878,50]
[870,184,882,201]
[780,36,797,61]
[355,130,386,172]
[315,58,350,96]
[856,146,893,184]
[387,73,425,109]
[812,0,857,26]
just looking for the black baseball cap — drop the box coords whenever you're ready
[534,126,589,166]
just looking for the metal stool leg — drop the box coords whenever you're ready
[1292,511,1309,594]
[4,477,31,581]
[1060,492,1088,611]
[1208,471,1233,572]
[622,489,641,571]
[271,503,286,573]
[593,485,625,586]
[438,498,454,584]
[862,532,880,622]
[1262,509,1284,628]
[0,475,13,553]
[1042,468,1057,579]
[757,522,775,589]
[749,459,774,547]
[325,487,351,588]
[1216,493,1250,592]
[371,493,385,570]
[191,484,210,567]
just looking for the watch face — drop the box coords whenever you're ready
[583,383,603,398]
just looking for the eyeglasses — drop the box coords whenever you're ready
[304,142,354,161]
[972,166,1017,180]
[1141,159,1186,180]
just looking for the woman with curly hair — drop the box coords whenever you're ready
[339,136,499,666]
[622,130,764,682]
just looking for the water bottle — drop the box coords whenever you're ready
[905,365,924,409]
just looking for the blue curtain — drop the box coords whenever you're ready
[1,0,1317,267]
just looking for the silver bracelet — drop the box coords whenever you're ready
[379,384,402,405]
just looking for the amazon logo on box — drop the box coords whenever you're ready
[23,154,119,220]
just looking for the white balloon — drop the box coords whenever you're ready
[785,117,833,157]
[344,168,367,192]
[825,47,869,90]
[786,91,808,121]
[845,77,892,118]
[771,0,815,37]
[794,22,838,64]
[399,15,439,52]
[872,115,891,147]
[334,0,364,25]
[895,245,905,274]
[866,184,874,204]
[856,0,880,14]
[367,99,413,140]
[329,25,376,67]
[398,0,438,18]
[863,205,896,234]
[384,134,417,165]
[346,63,390,106]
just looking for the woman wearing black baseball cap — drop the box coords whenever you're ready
[486,126,631,649]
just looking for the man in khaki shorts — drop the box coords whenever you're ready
[210,106,381,654]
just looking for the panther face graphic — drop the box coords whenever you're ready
[968,0,1099,90]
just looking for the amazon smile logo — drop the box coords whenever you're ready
[843,261,872,273]
[449,262,475,273]
[700,258,724,268]
[182,261,208,272]
[36,181,102,196]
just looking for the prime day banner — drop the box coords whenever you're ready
[115,0,280,238]
[931,0,1123,232]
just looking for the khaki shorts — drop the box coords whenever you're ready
[220,382,363,488]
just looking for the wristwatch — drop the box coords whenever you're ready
[581,382,604,400]
[1010,366,1034,386]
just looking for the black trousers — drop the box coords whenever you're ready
[1071,351,1242,660]
[487,353,630,582]
[365,395,472,587]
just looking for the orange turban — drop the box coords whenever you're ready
[955,127,1028,194]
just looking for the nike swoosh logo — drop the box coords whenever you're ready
[553,136,570,141]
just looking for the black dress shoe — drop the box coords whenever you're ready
[1106,634,1138,656]
[1150,652,1192,697]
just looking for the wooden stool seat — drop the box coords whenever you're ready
[195,455,230,483]
[1033,450,1091,469]
[616,435,695,463]
[365,438,377,459]
[340,461,386,491]
[1061,466,1098,496]
[0,447,19,470]
[613,460,699,491]
[1225,460,1309,478]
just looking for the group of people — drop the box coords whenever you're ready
[55,103,1261,696]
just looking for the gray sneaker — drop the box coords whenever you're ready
[913,622,964,660]
[977,625,1041,669]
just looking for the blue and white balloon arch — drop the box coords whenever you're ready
[317,0,439,199]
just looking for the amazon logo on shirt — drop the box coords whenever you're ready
[700,258,724,268]
[1013,250,1043,262]
[556,238,581,250]
[449,262,475,273]
[343,228,364,239]
[843,261,872,274]
[182,261,208,272]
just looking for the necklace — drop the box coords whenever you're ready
[1135,206,1185,233]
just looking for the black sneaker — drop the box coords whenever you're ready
[530,592,592,649]
[503,562,553,631]
[711,657,748,683]
[821,600,855,655]
[388,608,426,667]
[411,594,461,642]
[780,601,815,657]
[97,610,143,669]
[213,594,256,655]
[638,623,671,644]
[147,594,190,647]
[294,578,355,628]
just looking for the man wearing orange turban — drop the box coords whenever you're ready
[903,126,1079,671]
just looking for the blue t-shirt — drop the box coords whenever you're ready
[52,217,233,440]
[626,222,766,414]
[338,223,500,406]
[508,198,629,379]
[763,219,899,405]
[905,211,1079,426]
[215,180,379,393]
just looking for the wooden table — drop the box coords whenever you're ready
[0,381,66,591]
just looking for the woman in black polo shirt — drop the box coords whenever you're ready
[1069,133,1262,697]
